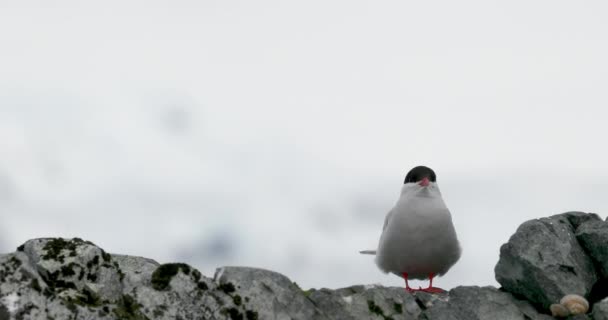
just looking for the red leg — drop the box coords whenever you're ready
[420,273,445,293]
[402,272,416,293]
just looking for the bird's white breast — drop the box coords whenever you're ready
[375,184,461,279]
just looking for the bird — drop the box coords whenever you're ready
[361,166,461,293]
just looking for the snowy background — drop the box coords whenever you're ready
[1,1,608,291]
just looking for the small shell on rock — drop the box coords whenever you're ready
[560,294,589,315]
[550,303,570,318]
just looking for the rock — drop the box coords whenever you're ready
[20,237,123,302]
[0,238,248,320]
[308,284,422,319]
[2,227,603,320]
[560,211,602,230]
[593,297,608,320]
[129,261,231,319]
[495,212,599,310]
[214,266,318,320]
[576,219,608,278]
[419,286,552,320]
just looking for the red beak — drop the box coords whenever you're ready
[419,177,430,187]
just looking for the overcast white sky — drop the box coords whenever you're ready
[1,1,608,290]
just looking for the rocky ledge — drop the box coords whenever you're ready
[0,211,607,320]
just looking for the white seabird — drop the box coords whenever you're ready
[361,166,461,293]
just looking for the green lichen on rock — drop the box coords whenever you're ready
[41,238,94,263]
[151,263,198,291]
[367,300,382,314]
[113,294,149,320]
[192,269,202,282]
[218,282,236,294]
[38,261,83,294]
[64,300,78,313]
[197,281,209,290]
[152,304,168,317]
[0,256,22,283]
[97,308,109,318]
[100,250,112,263]
[112,261,126,281]
[8,256,21,269]
[30,278,42,292]
[60,262,80,277]
[245,310,259,320]
[117,268,125,282]
[393,302,403,314]
[86,271,98,282]
[42,269,77,291]
[223,307,243,320]
[13,303,38,320]
[86,255,100,269]
[72,289,102,307]
[367,300,393,320]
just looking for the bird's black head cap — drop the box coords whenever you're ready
[404,166,437,184]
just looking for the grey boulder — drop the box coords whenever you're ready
[0,238,250,320]
[419,286,552,320]
[214,266,322,320]
[308,284,423,320]
[495,212,600,310]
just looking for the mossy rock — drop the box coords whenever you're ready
[113,294,149,320]
[41,238,96,263]
[151,263,201,291]
[367,300,394,320]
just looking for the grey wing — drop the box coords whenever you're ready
[382,209,394,231]
[359,210,394,255]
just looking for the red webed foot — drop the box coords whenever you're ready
[403,272,446,293]
[420,287,446,293]
[421,273,446,294]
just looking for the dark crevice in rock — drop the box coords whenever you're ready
[559,264,577,275]
[589,278,608,308]
[261,282,274,293]
[414,296,427,310]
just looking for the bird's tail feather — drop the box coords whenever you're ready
[359,250,377,255]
